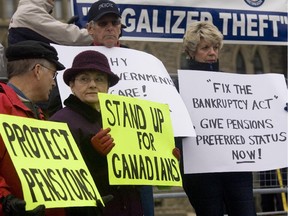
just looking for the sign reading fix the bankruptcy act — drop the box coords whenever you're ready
[178,71,287,174]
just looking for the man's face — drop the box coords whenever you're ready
[87,14,121,48]
[35,62,57,102]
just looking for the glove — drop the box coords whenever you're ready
[172,147,181,161]
[67,15,83,28]
[25,205,45,216]
[92,195,113,216]
[91,128,115,156]
[284,102,288,112]
[96,195,114,208]
[1,195,45,216]
[67,15,79,24]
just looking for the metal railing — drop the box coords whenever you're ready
[153,170,288,216]
[153,188,288,216]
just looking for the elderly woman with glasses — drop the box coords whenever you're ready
[176,21,257,216]
[50,50,144,216]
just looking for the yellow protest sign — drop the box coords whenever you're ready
[99,93,182,187]
[0,114,102,210]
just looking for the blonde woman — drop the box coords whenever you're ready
[176,21,256,216]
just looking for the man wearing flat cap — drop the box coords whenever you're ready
[0,40,67,216]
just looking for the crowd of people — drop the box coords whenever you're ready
[0,0,287,216]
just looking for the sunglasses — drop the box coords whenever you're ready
[96,19,121,27]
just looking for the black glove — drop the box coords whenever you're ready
[91,195,113,216]
[66,15,83,28]
[96,195,114,208]
[1,195,45,216]
[25,205,45,216]
[285,102,288,112]
[67,15,79,24]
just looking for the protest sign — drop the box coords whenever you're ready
[98,93,182,187]
[0,114,102,210]
[53,44,195,137]
[72,0,287,45]
[178,71,287,173]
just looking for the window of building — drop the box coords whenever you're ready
[236,51,246,74]
[253,50,263,74]
[54,0,72,19]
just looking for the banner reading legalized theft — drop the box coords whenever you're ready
[72,0,288,45]
[99,93,182,187]
[0,114,102,210]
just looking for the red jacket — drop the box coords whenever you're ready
[0,83,66,216]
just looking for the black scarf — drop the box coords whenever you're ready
[186,60,219,72]
[64,94,101,123]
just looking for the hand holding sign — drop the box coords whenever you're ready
[1,195,45,216]
[91,128,115,156]
[172,147,181,161]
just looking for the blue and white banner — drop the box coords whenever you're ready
[72,0,288,45]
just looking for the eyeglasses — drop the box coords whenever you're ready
[74,75,107,85]
[40,64,58,79]
[96,19,121,27]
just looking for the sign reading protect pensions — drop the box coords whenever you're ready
[98,93,182,187]
[0,114,102,210]
[178,71,287,174]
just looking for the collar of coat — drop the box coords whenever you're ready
[64,94,101,123]
[188,60,219,71]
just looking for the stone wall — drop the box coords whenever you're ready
[122,40,287,77]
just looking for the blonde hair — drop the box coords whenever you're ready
[183,21,223,58]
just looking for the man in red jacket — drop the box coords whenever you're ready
[0,40,66,216]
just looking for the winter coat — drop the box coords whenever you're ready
[175,60,255,216]
[50,94,143,216]
[175,59,219,170]
[8,0,92,45]
[0,83,66,216]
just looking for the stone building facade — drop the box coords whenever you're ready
[122,40,287,77]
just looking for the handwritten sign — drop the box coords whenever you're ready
[99,93,182,187]
[53,44,195,137]
[178,70,287,173]
[0,114,102,210]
